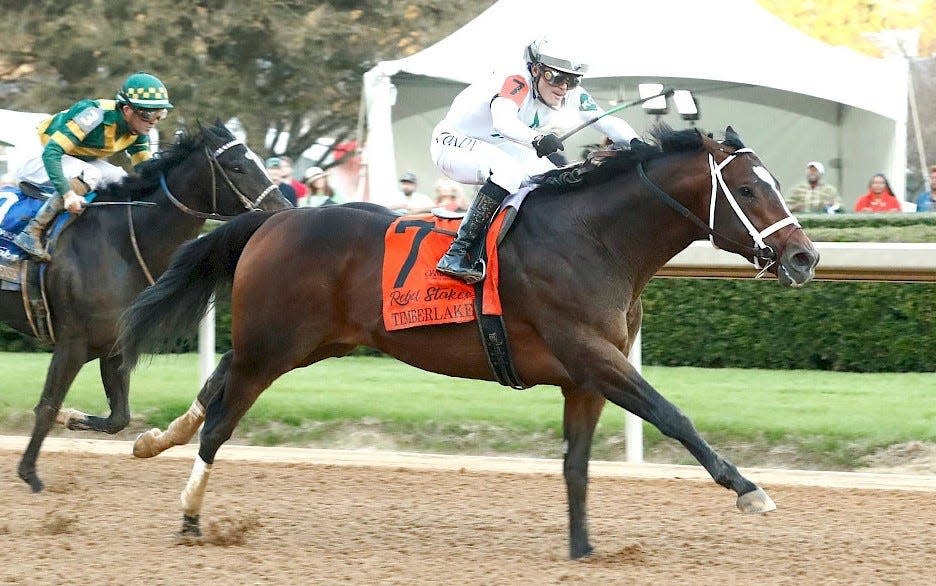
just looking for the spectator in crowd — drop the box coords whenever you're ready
[300,166,342,207]
[387,171,434,213]
[786,161,841,214]
[913,165,936,212]
[853,173,901,213]
[278,155,307,202]
[265,157,297,206]
[433,178,467,212]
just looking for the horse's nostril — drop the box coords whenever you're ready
[792,251,818,272]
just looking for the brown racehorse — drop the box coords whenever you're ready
[117,125,819,559]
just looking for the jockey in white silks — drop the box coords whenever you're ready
[432,38,640,283]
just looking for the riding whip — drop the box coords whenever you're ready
[559,88,675,142]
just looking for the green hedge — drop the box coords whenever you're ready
[2,215,933,371]
[640,279,935,372]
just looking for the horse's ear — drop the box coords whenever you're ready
[723,126,746,149]
[724,126,740,142]
[214,118,224,128]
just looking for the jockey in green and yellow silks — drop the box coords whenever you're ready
[12,72,173,262]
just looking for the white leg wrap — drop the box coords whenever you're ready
[165,400,206,444]
[55,408,88,426]
[133,400,205,458]
[180,455,212,517]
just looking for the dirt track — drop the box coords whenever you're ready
[1,438,934,585]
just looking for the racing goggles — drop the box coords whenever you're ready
[135,108,169,123]
[541,67,582,89]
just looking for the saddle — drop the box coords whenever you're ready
[382,205,524,388]
[0,184,67,344]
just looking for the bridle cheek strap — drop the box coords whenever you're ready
[708,149,801,270]
[157,140,279,221]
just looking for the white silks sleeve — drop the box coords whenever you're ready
[490,97,541,146]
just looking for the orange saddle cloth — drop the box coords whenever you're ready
[382,211,507,331]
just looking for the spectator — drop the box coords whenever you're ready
[913,165,936,212]
[786,161,841,213]
[279,156,307,202]
[387,171,434,213]
[265,157,297,206]
[300,166,343,207]
[853,173,901,213]
[433,178,468,212]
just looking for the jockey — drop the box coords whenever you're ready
[12,72,173,262]
[432,38,640,283]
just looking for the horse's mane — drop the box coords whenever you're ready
[95,121,233,200]
[534,123,744,194]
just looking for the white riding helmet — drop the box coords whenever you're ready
[524,38,588,75]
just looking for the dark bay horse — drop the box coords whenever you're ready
[1,121,292,492]
[117,125,819,559]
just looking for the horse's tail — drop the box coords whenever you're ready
[117,210,279,371]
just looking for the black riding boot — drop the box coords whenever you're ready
[13,193,64,263]
[436,180,510,283]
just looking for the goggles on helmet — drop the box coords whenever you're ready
[540,67,582,89]
[117,90,170,122]
[135,108,169,123]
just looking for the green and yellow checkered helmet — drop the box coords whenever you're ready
[116,72,173,110]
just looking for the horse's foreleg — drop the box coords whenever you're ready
[602,364,773,512]
[563,337,774,515]
[561,386,606,560]
[133,351,232,458]
[64,354,131,433]
[19,344,87,492]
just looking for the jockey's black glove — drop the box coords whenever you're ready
[533,133,564,158]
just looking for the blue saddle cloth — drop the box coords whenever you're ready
[0,185,76,261]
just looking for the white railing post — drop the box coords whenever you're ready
[197,295,215,387]
[626,329,644,463]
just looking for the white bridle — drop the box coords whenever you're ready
[707,148,800,273]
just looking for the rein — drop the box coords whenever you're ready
[637,147,800,276]
[129,137,280,284]
[157,139,278,221]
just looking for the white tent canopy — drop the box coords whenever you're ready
[363,0,908,207]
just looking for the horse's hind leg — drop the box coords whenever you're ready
[561,386,606,560]
[63,354,131,433]
[18,342,87,492]
[133,350,234,458]
[177,355,277,536]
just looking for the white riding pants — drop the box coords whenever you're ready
[10,132,127,192]
[430,130,556,194]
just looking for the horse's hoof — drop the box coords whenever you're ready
[132,429,164,458]
[179,514,201,538]
[570,543,594,560]
[18,469,44,493]
[737,487,776,513]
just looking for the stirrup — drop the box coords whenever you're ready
[438,257,486,284]
[13,234,50,262]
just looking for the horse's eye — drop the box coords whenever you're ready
[228,165,245,174]
[738,186,754,198]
